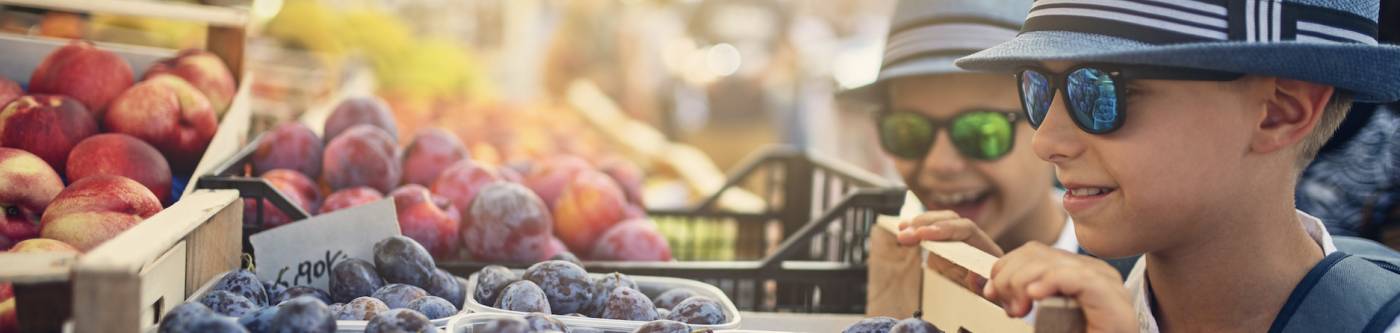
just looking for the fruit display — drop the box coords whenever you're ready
[158,236,470,333]
[232,96,668,264]
[463,260,739,331]
[0,38,237,252]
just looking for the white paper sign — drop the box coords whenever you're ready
[251,199,400,290]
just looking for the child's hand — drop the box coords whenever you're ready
[896,211,1003,293]
[896,210,1003,255]
[984,243,1135,333]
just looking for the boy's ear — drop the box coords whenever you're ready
[1252,78,1333,155]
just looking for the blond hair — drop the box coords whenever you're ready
[1296,91,1354,168]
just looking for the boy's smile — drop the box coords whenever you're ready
[1061,182,1117,216]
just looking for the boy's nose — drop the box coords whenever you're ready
[922,131,969,178]
[1032,91,1087,164]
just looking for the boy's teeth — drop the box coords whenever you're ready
[1069,188,1110,196]
[931,190,987,205]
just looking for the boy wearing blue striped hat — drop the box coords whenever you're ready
[957,0,1400,331]
[843,0,1142,290]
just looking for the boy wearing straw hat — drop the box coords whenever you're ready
[954,0,1400,331]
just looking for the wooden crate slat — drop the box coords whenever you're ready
[0,252,76,284]
[0,0,248,27]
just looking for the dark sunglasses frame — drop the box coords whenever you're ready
[874,108,1022,161]
[1015,64,1245,134]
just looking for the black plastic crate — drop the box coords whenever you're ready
[440,187,905,313]
[193,132,310,262]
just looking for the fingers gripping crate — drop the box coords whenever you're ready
[870,218,1088,332]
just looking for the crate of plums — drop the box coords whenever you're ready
[448,313,789,333]
[0,6,255,333]
[155,236,470,333]
[460,259,741,332]
[198,112,906,314]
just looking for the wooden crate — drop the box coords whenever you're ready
[868,217,1086,333]
[72,190,242,333]
[0,1,252,332]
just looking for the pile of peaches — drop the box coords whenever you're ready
[0,40,236,253]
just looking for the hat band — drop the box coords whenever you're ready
[882,19,1021,68]
[1023,0,1379,45]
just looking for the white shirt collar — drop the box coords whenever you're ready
[1124,210,1336,332]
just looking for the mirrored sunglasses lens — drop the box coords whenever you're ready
[950,111,1014,160]
[1019,70,1052,127]
[879,112,935,159]
[1066,68,1120,133]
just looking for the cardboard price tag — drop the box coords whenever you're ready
[250,199,400,290]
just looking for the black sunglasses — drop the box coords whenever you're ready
[875,109,1022,161]
[1016,64,1244,134]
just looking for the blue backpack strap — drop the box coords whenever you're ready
[1271,252,1400,333]
[1334,236,1400,267]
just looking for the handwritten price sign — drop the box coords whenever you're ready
[250,199,400,290]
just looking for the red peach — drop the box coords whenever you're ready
[39,175,161,252]
[28,40,133,117]
[66,134,172,204]
[430,160,502,220]
[144,49,237,113]
[324,97,397,143]
[401,128,469,186]
[9,238,79,253]
[322,125,401,193]
[590,219,672,261]
[553,170,628,254]
[251,122,323,178]
[0,298,13,333]
[390,184,461,259]
[522,155,592,210]
[244,169,319,228]
[319,187,383,214]
[0,148,64,250]
[0,78,20,107]
[104,75,218,173]
[0,95,98,174]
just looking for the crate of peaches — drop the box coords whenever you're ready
[0,32,252,332]
[195,95,664,266]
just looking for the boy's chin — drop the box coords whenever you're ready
[1074,227,1146,259]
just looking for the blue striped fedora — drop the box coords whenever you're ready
[956,0,1400,103]
[839,0,1034,105]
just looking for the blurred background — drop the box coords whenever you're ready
[0,0,906,179]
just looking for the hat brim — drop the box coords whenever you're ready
[837,55,968,108]
[956,31,1400,103]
